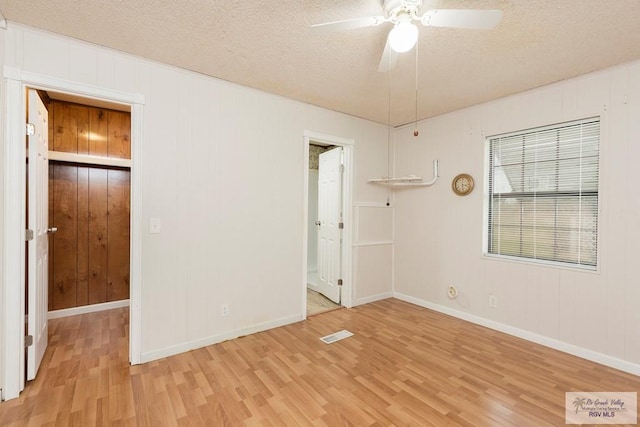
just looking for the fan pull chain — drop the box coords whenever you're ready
[386,61,392,206]
[414,39,419,137]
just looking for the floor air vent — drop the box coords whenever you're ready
[320,329,353,344]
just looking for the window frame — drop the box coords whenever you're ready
[482,117,601,271]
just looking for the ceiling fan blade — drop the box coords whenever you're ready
[378,35,399,73]
[312,15,386,32]
[421,9,503,30]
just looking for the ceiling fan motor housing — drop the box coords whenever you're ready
[383,0,423,21]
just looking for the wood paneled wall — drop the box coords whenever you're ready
[48,100,131,311]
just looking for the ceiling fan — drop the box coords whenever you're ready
[312,0,503,72]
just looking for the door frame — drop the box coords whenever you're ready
[1,66,145,400]
[302,130,354,315]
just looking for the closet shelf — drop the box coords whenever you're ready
[368,160,439,187]
[49,150,132,168]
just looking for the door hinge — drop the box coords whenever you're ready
[25,229,34,241]
[337,279,343,286]
[338,222,344,229]
[25,335,33,347]
[25,123,35,136]
[340,164,345,173]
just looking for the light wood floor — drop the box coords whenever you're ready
[307,288,341,316]
[1,299,639,426]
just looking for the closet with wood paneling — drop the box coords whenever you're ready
[47,99,131,311]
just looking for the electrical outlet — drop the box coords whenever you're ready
[221,303,229,317]
[489,294,497,309]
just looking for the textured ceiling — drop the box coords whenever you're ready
[1,0,639,126]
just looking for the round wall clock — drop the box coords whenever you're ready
[452,173,474,196]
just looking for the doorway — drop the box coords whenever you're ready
[45,95,132,314]
[2,66,144,400]
[303,131,354,317]
[25,89,132,382]
[307,144,341,315]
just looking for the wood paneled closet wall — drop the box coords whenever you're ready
[48,99,131,311]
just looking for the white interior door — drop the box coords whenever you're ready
[27,89,49,380]
[316,147,343,304]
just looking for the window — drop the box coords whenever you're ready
[486,118,600,269]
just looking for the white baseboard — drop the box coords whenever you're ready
[238,314,304,338]
[352,292,393,307]
[393,292,640,377]
[48,299,130,320]
[141,313,304,363]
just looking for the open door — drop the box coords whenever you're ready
[316,147,343,304]
[26,89,50,380]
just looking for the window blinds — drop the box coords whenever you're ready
[487,118,600,268]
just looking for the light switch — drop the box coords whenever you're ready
[149,217,162,234]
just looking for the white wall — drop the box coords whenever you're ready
[0,24,393,368]
[393,60,640,372]
[352,205,394,304]
[0,25,6,397]
[307,169,318,275]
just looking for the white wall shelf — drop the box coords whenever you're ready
[368,160,439,187]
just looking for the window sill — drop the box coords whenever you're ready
[482,253,600,274]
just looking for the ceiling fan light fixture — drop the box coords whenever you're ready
[388,21,418,53]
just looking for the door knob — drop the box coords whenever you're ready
[315,221,321,226]
[47,227,58,234]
